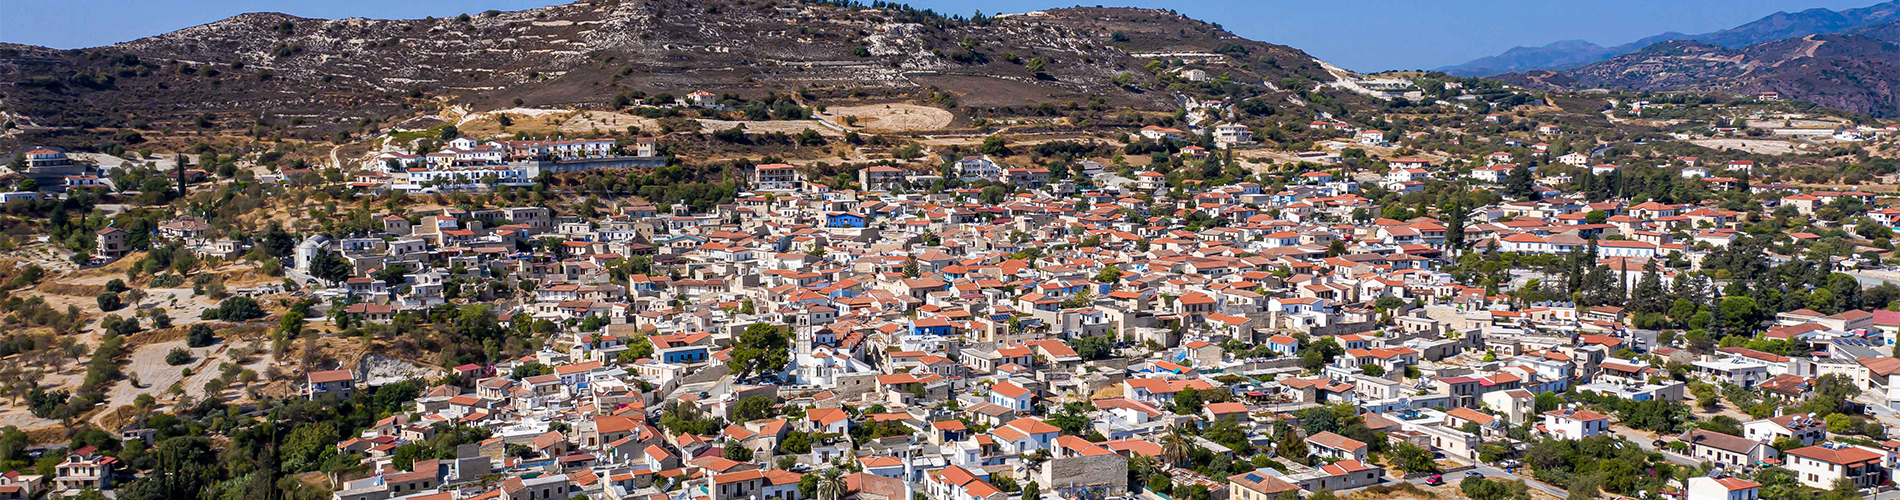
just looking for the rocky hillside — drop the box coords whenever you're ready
[0,0,1337,139]
[1498,34,1900,117]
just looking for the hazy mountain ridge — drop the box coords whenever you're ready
[1438,0,1900,76]
[1496,31,1900,117]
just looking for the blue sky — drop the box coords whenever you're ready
[0,0,1877,70]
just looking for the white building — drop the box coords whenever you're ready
[752,163,804,191]
[1213,123,1253,148]
[1594,240,1658,259]
[1784,443,1884,489]
[1743,413,1826,446]
[956,156,1003,181]
[1686,474,1760,500]
[1540,408,1609,440]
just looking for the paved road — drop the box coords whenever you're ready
[1850,269,1900,288]
[1624,433,1701,467]
[1401,465,1567,498]
[1861,399,1900,436]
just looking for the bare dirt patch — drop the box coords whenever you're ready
[697,119,841,137]
[820,104,954,133]
[455,108,836,140]
[562,111,653,135]
[1688,138,1801,155]
[1746,117,1845,129]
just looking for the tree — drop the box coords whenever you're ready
[1445,207,1467,251]
[817,469,847,500]
[1297,406,1341,436]
[1161,426,1193,467]
[1690,382,1721,411]
[1718,296,1761,334]
[1021,481,1041,500]
[722,441,753,461]
[1391,442,1437,474]
[727,323,791,380]
[1172,387,1204,415]
[1068,336,1112,361]
[164,348,192,366]
[1503,162,1537,200]
[202,296,265,321]
[308,250,354,284]
[1146,473,1172,494]
[1566,474,1601,500]
[981,136,1009,156]
[979,185,1009,205]
[511,362,552,379]
[1298,337,1343,372]
[1825,413,1855,433]
[1024,57,1046,75]
[1461,477,1522,500]
[902,255,921,278]
[729,395,775,422]
[1273,421,1309,460]
[186,324,216,347]
[96,292,123,312]
[1616,400,1688,433]
[1204,420,1249,452]
[1799,374,1861,415]
[1632,259,1668,315]
[781,430,814,455]
[1094,265,1123,283]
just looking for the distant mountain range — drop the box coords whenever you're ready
[1438,0,1900,76]
[1495,23,1900,116]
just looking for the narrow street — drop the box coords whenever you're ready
[1400,464,1569,498]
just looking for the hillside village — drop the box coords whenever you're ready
[9,3,1900,500]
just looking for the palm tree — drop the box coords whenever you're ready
[1161,426,1192,468]
[1128,453,1159,481]
[818,468,847,500]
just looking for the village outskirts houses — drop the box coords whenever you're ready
[40,78,1900,500]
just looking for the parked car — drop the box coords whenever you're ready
[1425,475,1444,486]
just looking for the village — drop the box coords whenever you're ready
[3,41,1900,500]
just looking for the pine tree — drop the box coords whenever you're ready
[1615,256,1630,304]
[1444,202,1466,253]
[1566,244,1588,295]
[1503,162,1536,200]
[1633,259,1667,315]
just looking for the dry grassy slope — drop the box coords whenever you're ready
[0,0,1339,143]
